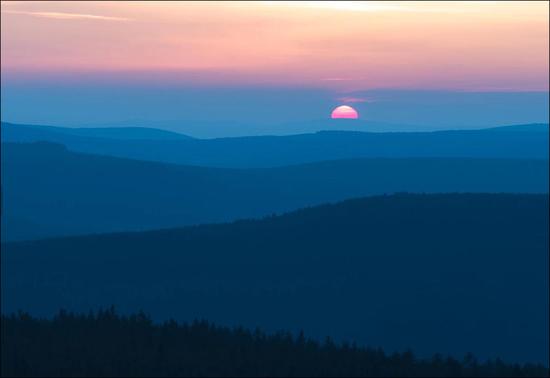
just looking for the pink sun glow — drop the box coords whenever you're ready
[331,105,359,119]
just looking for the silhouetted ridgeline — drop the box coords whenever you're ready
[1,122,548,168]
[0,122,194,141]
[1,309,548,377]
[2,193,548,364]
[2,142,548,241]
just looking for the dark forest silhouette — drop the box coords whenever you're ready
[2,308,548,377]
[3,193,548,365]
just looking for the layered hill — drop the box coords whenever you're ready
[2,193,548,364]
[2,122,548,168]
[2,142,548,241]
[0,122,193,141]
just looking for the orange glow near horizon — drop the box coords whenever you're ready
[1,1,548,91]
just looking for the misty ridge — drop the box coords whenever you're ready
[1,121,548,168]
[1,122,548,241]
[1,121,549,373]
[2,1,549,376]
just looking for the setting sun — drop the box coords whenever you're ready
[331,105,359,119]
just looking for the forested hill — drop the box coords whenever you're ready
[3,193,548,364]
[2,309,548,377]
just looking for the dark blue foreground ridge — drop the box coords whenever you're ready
[2,193,548,365]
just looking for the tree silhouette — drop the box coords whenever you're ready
[2,308,548,377]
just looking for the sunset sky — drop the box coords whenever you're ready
[1,1,548,136]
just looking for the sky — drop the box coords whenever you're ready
[1,1,549,136]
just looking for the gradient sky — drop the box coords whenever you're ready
[1,1,549,136]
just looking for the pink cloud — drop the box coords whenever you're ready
[336,96,373,103]
[2,10,131,22]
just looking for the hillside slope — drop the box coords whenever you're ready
[2,193,548,364]
[2,142,548,241]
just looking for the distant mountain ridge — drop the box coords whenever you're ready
[477,123,549,132]
[2,141,548,241]
[1,122,547,168]
[314,123,549,135]
[0,122,193,141]
[3,193,548,364]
